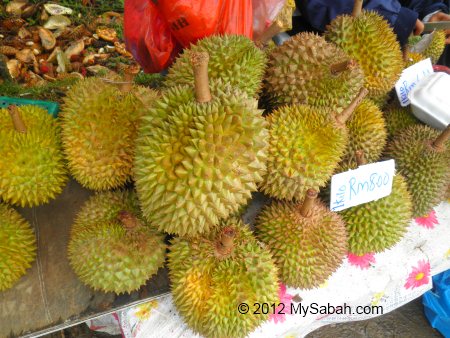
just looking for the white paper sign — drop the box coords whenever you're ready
[395,58,433,107]
[329,160,395,212]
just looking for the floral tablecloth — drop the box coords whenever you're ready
[88,201,450,338]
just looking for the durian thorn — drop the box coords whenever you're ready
[256,21,283,47]
[215,226,235,257]
[431,124,450,151]
[330,60,357,75]
[117,210,141,231]
[190,51,212,103]
[299,189,318,218]
[7,105,27,133]
[352,0,363,17]
[355,150,367,166]
[336,87,369,126]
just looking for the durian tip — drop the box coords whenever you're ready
[7,105,27,133]
[216,226,236,257]
[300,189,318,217]
[352,0,363,17]
[190,51,212,103]
[336,87,369,125]
[432,124,450,150]
[355,150,366,166]
[330,59,357,75]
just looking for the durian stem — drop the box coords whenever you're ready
[216,226,236,256]
[190,52,212,103]
[7,105,27,133]
[355,150,367,166]
[432,124,450,151]
[352,0,363,17]
[299,189,318,218]
[330,60,357,75]
[117,210,141,231]
[257,21,283,46]
[336,87,369,126]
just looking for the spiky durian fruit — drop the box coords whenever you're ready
[0,203,36,291]
[264,32,364,112]
[168,218,279,338]
[165,35,266,97]
[409,30,446,64]
[383,104,421,139]
[256,190,347,289]
[340,174,412,254]
[0,105,67,207]
[61,77,158,191]
[135,53,267,237]
[325,3,403,100]
[404,51,426,68]
[68,190,166,294]
[260,89,368,201]
[385,125,450,217]
[338,99,387,171]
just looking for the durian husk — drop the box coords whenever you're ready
[168,217,279,338]
[0,203,37,291]
[404,51,426,68]
[0,105,68,207]
[383,103,421,140]
[68,190,166,294]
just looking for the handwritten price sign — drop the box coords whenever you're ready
[395,58,433,107]
[330,160,395,212]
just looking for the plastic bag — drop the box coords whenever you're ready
[252,0,287,40]
[124,0,181,73]
[156,0,253,47]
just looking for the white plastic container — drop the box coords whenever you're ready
[409,72,450,130]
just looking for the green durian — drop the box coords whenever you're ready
[68,190,166,294]
[165,35,266,97]
[255,190,347,289]
[383,103,421,139]
[385,125,450,217]
[325,3,403,100]
[264,32,364,112]
[340,174,412,254]
[134,53,267,237]
[61,77,158,191]
[0,105,67,207]
[338,99,387,171]
[0,203,36,291]
[168,217,279,338]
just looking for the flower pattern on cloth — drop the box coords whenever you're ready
[404,260,431,289]
[415,210,439,229]
[347,252,376,269]
[270,283,294,324]
[134,300,159,320]
[371,291,385,306]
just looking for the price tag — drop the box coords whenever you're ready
[329,160,395,212]
[395,58,433,107]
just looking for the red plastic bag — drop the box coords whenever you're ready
[124,0,181,73]
[156,0,253,47]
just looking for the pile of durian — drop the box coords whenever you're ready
[1,1,449,337]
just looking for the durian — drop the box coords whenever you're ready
[134,52,267,237]
[0,203,36,291]
[383,103,421,139]
[325,0,403,100]
[260,88,367,201]
[165,35,266,97]
[404,51,426,68]
[255,190,347,289]
[338,99,387,171]
[409,30,446,64]
[168,217,279,338]
[61,77,158,190]
[264,32,364,112]
[0,105,67,207]
[68,190,166,294]
[385,125,450,217]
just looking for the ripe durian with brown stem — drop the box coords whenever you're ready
[264,32,364,112]
[260,88,368,201]
[0,203,36,291]
[68,190,166,294]
[168,217,279,338]
[61,77,158,191]
[383,103,421,140]
[134,52,267,237]
[385,125,450,217]
[0,105,67,207]
[255,189,347,289]
[325,0,403,100]
[165,35,266,97]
